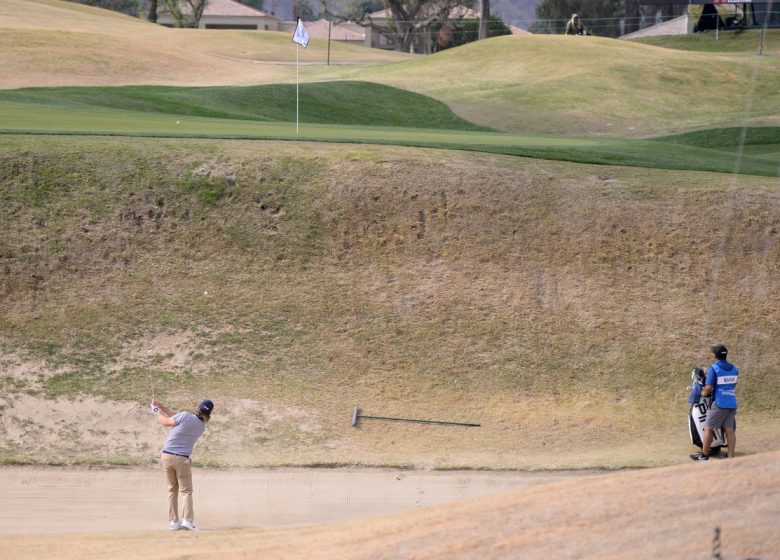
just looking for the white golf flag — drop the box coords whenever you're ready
[292,18,309,48]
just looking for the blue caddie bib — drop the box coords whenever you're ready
[711,362,738,409]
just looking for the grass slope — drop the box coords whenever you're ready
[0,83,488,131]
[319,34,780,137]
[659,126,780,164]
[2,136,779,469]
[0,0,406,89]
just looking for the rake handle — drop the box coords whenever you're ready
[361,415,480,427]
[351,406,479,427]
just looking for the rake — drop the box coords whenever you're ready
[351,405,480,428]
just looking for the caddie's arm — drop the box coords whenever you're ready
[702,384,713,397]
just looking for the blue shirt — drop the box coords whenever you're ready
[706,360,738,410]
[163,411,205,456]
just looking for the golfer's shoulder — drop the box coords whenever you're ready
[173,410,196,423]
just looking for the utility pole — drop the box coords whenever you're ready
[478,0,491,40]
[327,20,332,66]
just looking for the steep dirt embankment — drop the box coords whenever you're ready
[1,136,778,468]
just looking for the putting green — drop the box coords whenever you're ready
[1,101,778,177]
[0,101,602,145]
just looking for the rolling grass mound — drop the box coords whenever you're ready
[0,83,488,131]
[659,125,780,148]
[2,136,779,469]
[335,34,780,136]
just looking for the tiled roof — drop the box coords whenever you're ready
[508,24,532,35]
[305,19,365,41]
[162,0,278,18]
[203,0,268,17]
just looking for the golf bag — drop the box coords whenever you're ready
[687,367,728,454]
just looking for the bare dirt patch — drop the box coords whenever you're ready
[0,394,161,462]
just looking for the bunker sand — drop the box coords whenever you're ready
[1,451,777,559]
[0,466,592,533]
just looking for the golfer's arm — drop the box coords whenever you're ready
[156,402,177,417]
[156,413,176,426]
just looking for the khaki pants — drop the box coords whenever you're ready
[162,453,194,522]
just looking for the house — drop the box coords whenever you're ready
[507,24,533,36]
[620,14,692,39]
[304,19,366,46]
[623,0,780,39]
[157,0,281,30]
[363,7,527,52]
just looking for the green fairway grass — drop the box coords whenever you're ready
[631,28,780,54]
[0,83,488,131]
[0,100,777,177]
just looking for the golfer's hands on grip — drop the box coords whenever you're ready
[151,399,161,414]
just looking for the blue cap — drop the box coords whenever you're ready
[199,399,214,416]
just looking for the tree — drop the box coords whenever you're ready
[326,0,467,53]
[163,0,209,27]
[535,0,623,37]
[293,0,316,20]
[67,0,142,15]
[434,13,508,51]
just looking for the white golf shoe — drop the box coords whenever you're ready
[181,520,199,531]
[169,520,181,531]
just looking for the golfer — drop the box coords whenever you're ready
[690,344,738,461]
[153,398,214,531]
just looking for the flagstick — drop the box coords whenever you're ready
[296,44,299,135]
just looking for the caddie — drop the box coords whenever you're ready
[690,344,738,461]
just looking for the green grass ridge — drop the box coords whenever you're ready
[0,82,489,131]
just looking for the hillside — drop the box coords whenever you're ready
[2,136,778,469]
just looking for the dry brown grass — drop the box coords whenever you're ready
[1,136,778,469]
[0,0,406,89]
